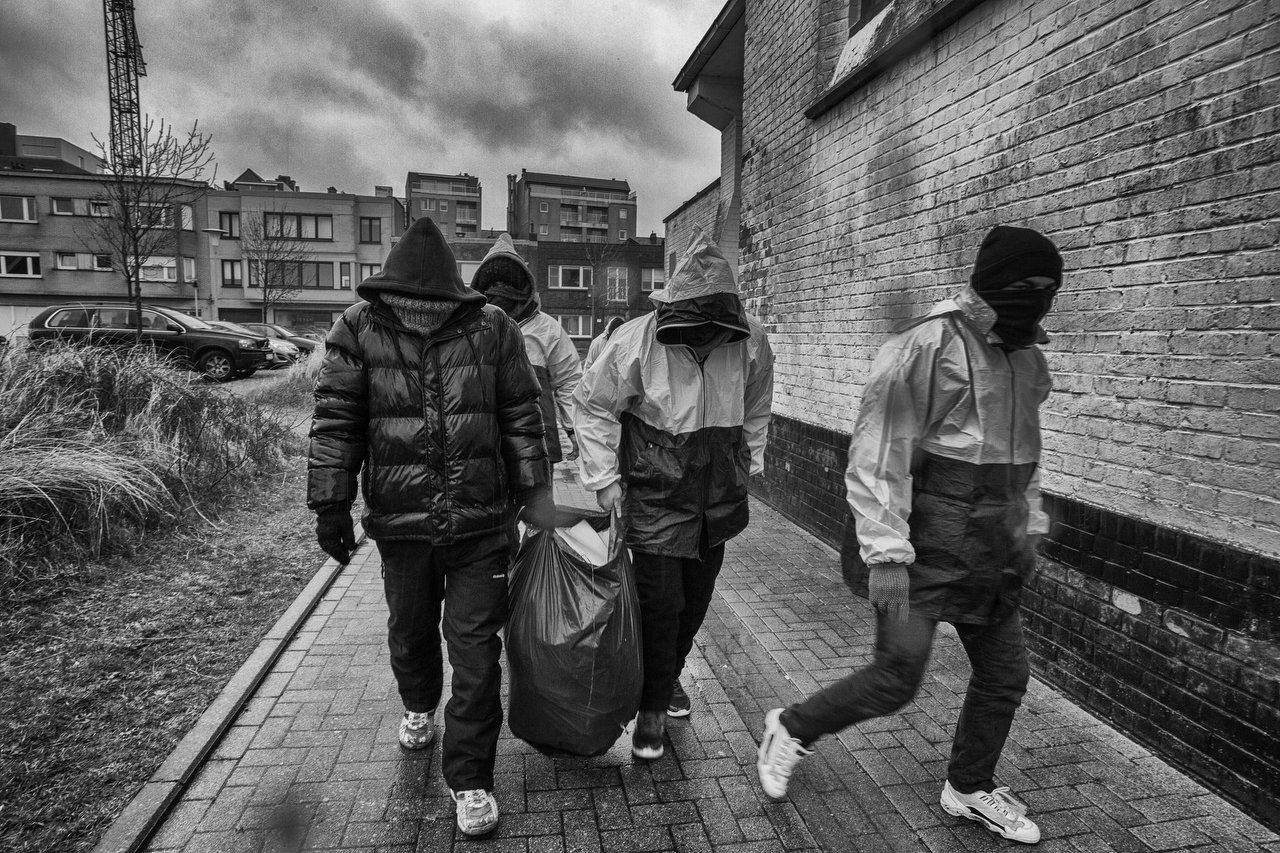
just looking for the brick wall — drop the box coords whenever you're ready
[664,180,722,275]
[735,0,1280,828]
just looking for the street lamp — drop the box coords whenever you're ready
[201,227,226,319]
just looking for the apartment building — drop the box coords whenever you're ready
[206,169,404,332]
[532,234,665,356]
[0,125,203,338]
[507,170,637,244]
[404,171,481,239]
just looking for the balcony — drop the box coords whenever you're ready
[456,214,478,224]
[416,182,480,196]
[559,216,609,227]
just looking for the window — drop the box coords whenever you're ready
[359,217,382,243]
[618,230,627,240]
[340,262,352,289]
[89,200,110,217]
[850,0,893,34]
[548,265,592,289]
[641,268,665,291]
[55,252,114,271]
[359,263,381,281]
[0,196,36,222]
[219,211,240,238]
[606,266,628,302]
[96,307,134,329]
[551,314,591,338]
[140,256,180,282]
[180,204,194,231]
[0,252,40,277]
[56,252,77,270]
[539,202,549,213]
[221,259,242,287]
[620,209,628,220]
[539,224,548,236]
[52,198,76,215]
[264,212,333,240]
[94,255,112,271]
[439,201,448,212]
[422,199,436,211]
[261,261,335,288]
[48,308,90,328]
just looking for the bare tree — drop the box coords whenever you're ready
[82,117,216,338]
[581,238,625,332]
[238,210,315,322]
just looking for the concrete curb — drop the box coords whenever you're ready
[90,526,368,853]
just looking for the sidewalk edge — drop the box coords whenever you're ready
[90,526,368,853]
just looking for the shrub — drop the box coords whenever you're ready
[0,343,298,593]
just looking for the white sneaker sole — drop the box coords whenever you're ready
[940,787,1040,844]
[666,705,691,718]
[632,742,664,760]
[756,708,789,799]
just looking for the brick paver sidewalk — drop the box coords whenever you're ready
[141,462,1279,852]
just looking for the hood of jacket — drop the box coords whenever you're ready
[652,230,749,347]
[471,232,539,322]
[356,217,484,304]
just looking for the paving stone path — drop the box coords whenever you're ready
[141,463,1279,852]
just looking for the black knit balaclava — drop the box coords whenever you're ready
[970,226,1064,349]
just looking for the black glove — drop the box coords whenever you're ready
[518,489,558,530]
[316,507,355,564]
[868,563,911,624]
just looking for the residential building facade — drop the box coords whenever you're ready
[1,127,203,338]
[676,0,1280,827]
[205,169,404,333]
[533,235,665,356]
[507,170,638,244]
[663,178,721,276]
[404,171,481,239]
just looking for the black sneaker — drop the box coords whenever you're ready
[632,710,665,760]
[667,680,691,717]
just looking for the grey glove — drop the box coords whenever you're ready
[868,563,911,624]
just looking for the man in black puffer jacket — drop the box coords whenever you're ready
[308,217,553,838]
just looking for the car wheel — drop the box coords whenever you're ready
[198,350,236,382]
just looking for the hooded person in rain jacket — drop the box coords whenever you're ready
[574,231,774,760]
[471,234,583,463]
[756,226,1063,846]
[307,217,554,838]
[584,315,625,370]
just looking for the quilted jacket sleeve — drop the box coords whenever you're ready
[494,311,551,498]
[307,309,369,512]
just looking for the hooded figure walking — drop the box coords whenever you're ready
[755,226,1063,846]
[308,218,555,837]
[584,315,625,370]
[471,234,583,463]
[574,231,774,760]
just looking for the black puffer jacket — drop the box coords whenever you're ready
[307,217,549,543]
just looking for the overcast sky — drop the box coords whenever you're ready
[1,0,726,236]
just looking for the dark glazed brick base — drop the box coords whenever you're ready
[754,413,1280,830]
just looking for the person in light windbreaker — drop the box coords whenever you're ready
[584,315,625,370]
[308,217,555,838]
[574,231,774,760]
[471,234,583,462]
[756,226,1063,846]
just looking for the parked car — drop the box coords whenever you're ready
[27,303,273,382]
[240,322,320,354]
[206,320,301,370]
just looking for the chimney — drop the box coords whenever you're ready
[649,231,657,244]
[327,186,337,194]
[0,123,17,157]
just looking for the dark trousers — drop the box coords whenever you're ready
[780,609,1030,794]
[632,542,726,712]
[379,535,510,792]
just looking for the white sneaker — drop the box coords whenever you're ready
[451,788,499,836]
[397,710,435,750]
[756,708,812,799]
[940,780,1041,844]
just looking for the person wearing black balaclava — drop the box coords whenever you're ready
[308,218,554,838]
[756,226,1062,846]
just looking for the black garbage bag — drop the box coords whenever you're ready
[506,513,642,757]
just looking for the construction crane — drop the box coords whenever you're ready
[102,0,146,170]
